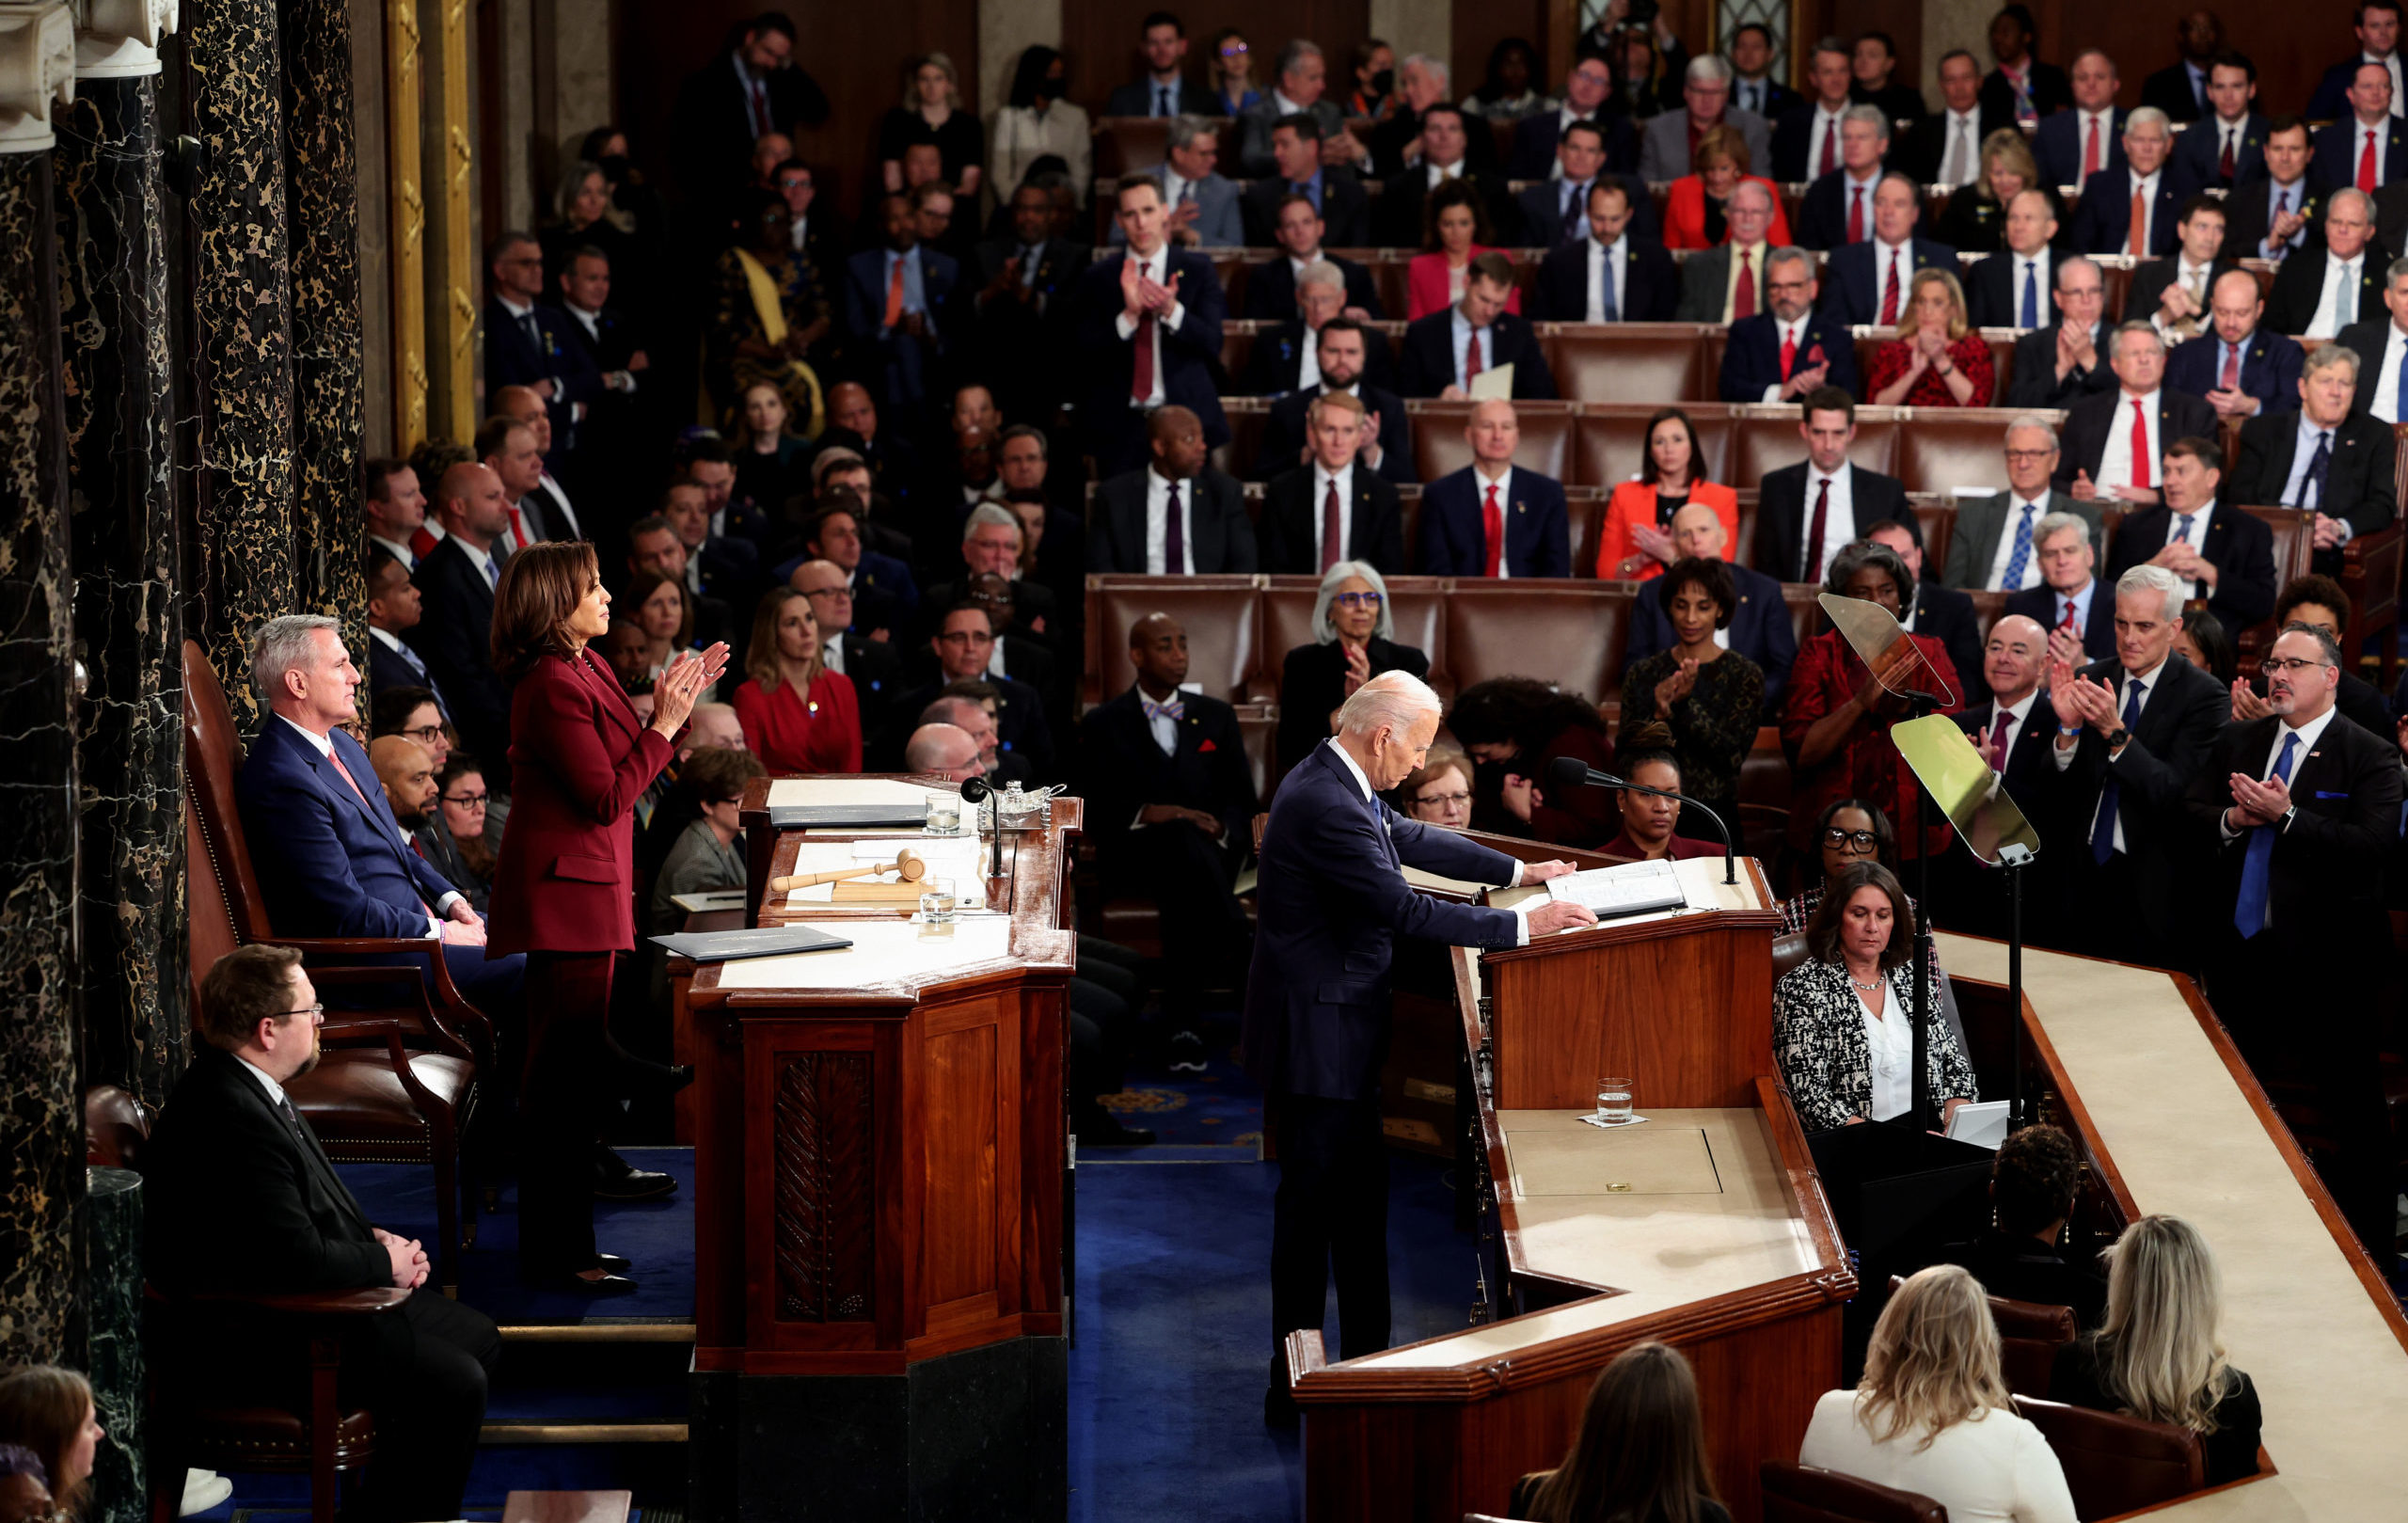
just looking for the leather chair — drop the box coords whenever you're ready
[1738,730,1794,864]
[1881,1275,2076,1397]
[1571,405,1737,491]
[1981,330,2020,400]
[1908,497,1958,579]
[182,640,484,1293]
[1772,931,1812,979]
[1759,1459,1947,1523]
[1254,576,1448,704]
[1235,702,1278,801]
[1538,323,1710,406]
[2091,254,2139,323]
[86,1084,152,1170]
[1408,400,1577,484]
[1091,117,1180,180]
[1223,394,1272,479]
[1565,487,1608,577]
[2231,505,2320,667]
[1438,582,1630,706]
[1731,409,1899,493]
[2011,1394,2209,1517]
[1221,319,1262,387]
[1895,411,2024,498]
[1965,588,2012,645]
[1782,581,1831,658]
[1088,576,1262,706]
[1362,254,1412,322]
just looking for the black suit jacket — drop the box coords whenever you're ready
[2141,63,2210,122]
[2314,115,2408,192]
[2265,245,2387,338]
[1718,311,1860,403]
[1396,309,1557,399]
[1898,106,2014,184]
[1241,253,1384,321]
[1751,463,1911,582]
[2169,112,2271,194]
[1088,466,1258,574]
[2184,712,2402,950]
[1965,249,2061,330]
[2219,173,2321,264]
[2049,651,2227,941]
[482,298,601,450]
[1792,169,1889,251]
[2004,323,2116,409]
[368,633,441,711]
[2052,389,2219,492]
[404,537,511,774]
[1253,383,1416,485]
[2124,258,2237,343]
[1527,234,1678,323]
[901,633,1058,714]
[1070,246,1229,472]
[826,631,906,715]
[1514,174,1657,248]
[919,578,1061,655]
[2104,500,2279,631]
[1240,174,1371,249]
[1507,109,1640,178]
[1909,583,1989,705]
[1818,238,1958,327]
[2005,579,2117,660]
[1078,687,1259,856]
[1258,465,1406,575]
[2335,317,2399,418]
[1235,320,1398,397]
[2230,409,2399,575]
[892,671,1053,778]
[2067,167,2181,257]
[1770,103,1848,183]
[1375,167,1520,247]
[1275,637,1431,771]
[1956,693,2061,812]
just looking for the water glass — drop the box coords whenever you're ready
[1596,1076,1633,1124]
[919,877,958,924]
[924,793,961,834]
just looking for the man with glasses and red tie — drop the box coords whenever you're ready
[2056,323,2214,510]
[1414,400,1569,578]
[2103,435,2278,633]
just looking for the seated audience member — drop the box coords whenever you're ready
[707,191,832,432]
[2054,324,2216,507]
[1464,37,1544,121]
[1376,97,1518,248]
[1663,124,1792,251]
[2069,108,2180,256]
[1727,24,1795,121]
[1641,55,1770,182]
[1243,196,1384,319]
[2102,435,2277,633]
[896,607,1054,777]
[1719,246,1859,405]
[407,461,514,772]
[371,682,450,774]
[141,945,501,1523]
[1275,562,1429,772]
[1397,744,1474,830]
[2131,199,2235,350]
[1981,6,2072,122]
[933,572,1060,707]
[1946,419,2101,592]
[1512,1341,1730,1523]
[788,559,905,708]
[785,501,916,637]
[730,588,862,776]
[1599,408,1739,580]
[1937,1123,2109,1328]
[1865,268,1996,407]
[1793,104,1890,252]
[1510,46,1637,177]
[1238,262,1398,398]
[1936,131,2058,257]
[369,733,440,841]
[634,701,747,871]
[363,454,429,568]
[1771,37,1855,182]
[1752,389,1914,585]
[2166,272,2300,426]
[1964,186,2061,328]
[599,620,650,690]
[417,754,497,913]
[2172,607,2237,688]
[1259,392,1406,575]
[1775,864,1980,1134]
[626,514,737,652]
[1902,48,2003,186]
[2005,512,2117,661]
[1618,559,1765,825]
[2337,254,2408,425]
[1598,724,1725,863]
[1529,178,1677,324]
[1516,119,1646,250]
[1116,115,1242,248]
[1403,179,1520,321]
[1799,1265,2074,1519]
[917,688,1025,785]
[2273,188,2384,341]
[1448,677,1618,848]
[2005,258,2117,410]
[1074,174,1229,477]
[680,430,774,557]
[1672,180,1779,323]
[1251,316,1414,485]
[648,746,765,934]
[0,1368,98,1523]
[926,502,1061,641]
[2229,344,2399,577]
[1625,504,1798,720]
[1782,542,1963,861]
[1868,520,1987,704]
[1089,407,1256,574]
[2220,115,2314,263]
[2232,577,2392,735]
[903,721,979,778]
[1779,798,1896,932]
[1418,401,1570,577]
[1078,613,1259,1011]
[1240,109,1370,246]
[0,1442,53,1523]
[1398,251,1558,400]
[2310,59,2407,192]
[730,381,810,514]
[366,548,445,709]
[1819,172,1957,329]
[2050,1216,2263,1485]
[623,569,701,685]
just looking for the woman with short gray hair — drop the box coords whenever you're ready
[1276,561,1430,772]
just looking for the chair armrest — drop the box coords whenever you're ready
[264,936,492,1065]
[150,1283,410,1318]
[2341,523,2405,616]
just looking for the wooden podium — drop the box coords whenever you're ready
[681,777,1080,1522]
[1289,852,1853,1523]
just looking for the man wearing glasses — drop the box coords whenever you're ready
[787,558,902,706]
[2004,258,2118,409]
[894,605,1054,779]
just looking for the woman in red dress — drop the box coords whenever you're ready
[1405,179,1521,321]
[730,588,863,774]
[486,542,726,1294]
[1863,267,1994,408]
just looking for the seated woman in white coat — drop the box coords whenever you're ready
[1798,1264,2078,1523]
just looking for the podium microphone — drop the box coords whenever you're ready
[1543,756,1738,884]
[958,776,1003,882]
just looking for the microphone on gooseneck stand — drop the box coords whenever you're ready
[1542,756,1737,885]
[958,777,1004,883]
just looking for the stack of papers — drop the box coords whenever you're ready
[1544,860,1689,918]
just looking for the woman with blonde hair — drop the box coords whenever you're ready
[0,1367,101,1520]
[1514,1341,1728,1523]
[1936,128,2062,253]
[2049,1215,2261,1483]
[879,52,984,198]
[1800,1264,2076,1521]
[1865,267,1993,406]
[730,587,863,775]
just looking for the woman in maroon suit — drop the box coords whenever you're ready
[487,542,726,1294]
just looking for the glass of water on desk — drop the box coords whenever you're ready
[919,876,958,924]
[1596,1076,1633,1125]
[924,793,961,834]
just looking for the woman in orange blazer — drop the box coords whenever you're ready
[486,542,727,1294]
[1597,407,1740,579]
[1662,124,1792,251]
[1405,178,1522,320]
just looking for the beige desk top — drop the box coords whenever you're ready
[1937,935,2408,1522]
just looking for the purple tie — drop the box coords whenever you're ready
[1164,480,1185,573]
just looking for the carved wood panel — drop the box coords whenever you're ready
[773,1051,876,1322]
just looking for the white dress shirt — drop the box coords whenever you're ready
[1143,468,1197,574]
[2052,655,2168,856]
[2073,107,2116,190]
[1309,461,1354,566]
[369,534,416,569]
[1938,107,1983,184]
[1862,972,1917,1122]
[2308,250,2367,339]
[2151,257,2216,338]
[2352,116,2391,183]
[1423,158,1465,189]
[237,1055,292,1111]
[2374,323,2408,423]
[277,714,460,932]
[1322,738,1535,944]
[1113,245,1189,409]
[1806,106,1846,174]
[1470,462,1514,579]
[1761,315,1811,404]
[2097,390,2160,496]
[2160,503,2212,600]
[1984,494,2052,591]
[822,629,848,676]
[1804,464,1856,582]
[2282,413,2343,509]
[1449,308,1496,389]
[1585,233,1627,322]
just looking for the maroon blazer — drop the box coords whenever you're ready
[486,648,675,957]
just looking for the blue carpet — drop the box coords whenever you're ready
[1097,1050,1265,1150]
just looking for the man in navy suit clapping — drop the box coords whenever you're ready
[1074,174,1229,475]
[1721,247,1859,404]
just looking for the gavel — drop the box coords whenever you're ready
[770,849,927,892]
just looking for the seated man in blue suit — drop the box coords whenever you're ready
[1396,251,1557,400]
[1073,173,1228,476]
[844,191,958,415]
[1110,116,1244,248]
[1103,13,1198,118]
[1527,178,1677,323]
[1416,400,1571,578]
[2069,108,2182,257]
[2163,268,2305,424]
[1721,247,1860,404]
[236,615,522,1023]
[1819,172,1955,327]
[1624,501,1799,720]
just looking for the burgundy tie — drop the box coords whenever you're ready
[1164,480,1184,572]
[1803,478,1831,580]
[1879,251,1902,325]
[1321,478,1343,571]
[1989,710,2013,766]
[1819,118,1836,176]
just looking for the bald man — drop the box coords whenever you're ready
[405,462,515,771]
[369,736,440,831]
[902,722,981,779]
[1948,611,2057,936]
[1416,400,1571,577]
[1088,405,1257,574]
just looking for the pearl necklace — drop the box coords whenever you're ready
[1847,968,1884,992]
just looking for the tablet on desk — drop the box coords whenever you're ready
[1943,1100,2010,1150]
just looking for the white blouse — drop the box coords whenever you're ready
[1798,1391,2078,1523]
[1861,970,1914,1123]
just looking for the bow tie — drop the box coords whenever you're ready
[1141,695,1185,724]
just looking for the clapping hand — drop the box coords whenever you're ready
[1339,639,1372,697]
[1136,267,1182,316]
[1654,658,1700,718]
[2229,676,2273,723]
[2226,769,2291,828]
[1781,361,1829,400]
[2045,625,2086,673]
[651,643,732,736]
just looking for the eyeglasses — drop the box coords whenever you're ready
[2003,449,2055,464]
[2260,657,2332,674]
[280,1004,326,1022]
[442,790,488,808]
[1822,828,1880,850]
[1415,790,1472,808]
[399,723,444,744]
[1332,591,1384,609]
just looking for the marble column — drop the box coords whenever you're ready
[0,1,83,1372]
[281,0,367,654]
[56,3,185,1110]
[185,0,299,724]
[83,1167,144,1523]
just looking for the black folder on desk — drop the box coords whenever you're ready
[649,926,855,962]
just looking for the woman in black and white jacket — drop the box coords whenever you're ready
[1774,861,1977,1134]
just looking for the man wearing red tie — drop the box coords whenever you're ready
[2003,512,2117,662]
[1414,400,1570,578]
[1258,391,1408,575]
[2055,323,2215,510]
[2312,61,2408,191]
[1073,174,1229,475]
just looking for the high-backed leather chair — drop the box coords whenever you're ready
[1223,395,1272,481]
[1732,409,1899,491]
[1571,405,1737,491]
[1965,589,2011,646]
[1538,324,1710,406]
[1438,583,1630,705]
[1254,576,1448,704]
[86,1084,152,1170]
[1881,1275,2076,1397]
[1409,400,1577,484]
[1088,576,1262,706]
[2091,253,2139,322]
[2011,1394,2209,1517]
[1908,497,1958,579]
[1760,1460,1948,1523]
[1091,116,1181,180]
[1565,487,1607,576]
[1895,411,2027,498]
[1772,931,1812,979]
[1220,320,1262,386]
[181,641,483,1291]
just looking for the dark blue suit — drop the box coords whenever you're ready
[2067,167,2181,257]
[1792,170,1886,251]
[1072,246,1228,475]
[2168,113,2270,196]
[1513,173,1657,248]
[1243,739,1524,1358]
[842,246,959,411]
[1395,309,1558,399]
[1507,110,1638,178]
[2163,329,2305,416]
[2313,115,2408,192]
[2033,109,2125,190]
[235,717,522,1012]
[1417,466,1571,578]
[2005,579,2115,660]
[1819,238,1956,327]
[1718,311,1859,403]
[483,298,602,452]
[1527,235,1678,323]
[1624,562,1798,718]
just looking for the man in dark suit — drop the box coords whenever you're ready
[2165,269,2304,427]
[2103,435,2279,632]
[1397,252,1557,399]
[1251,319,1414,486]
[1819,173,1956,327]
[2229,344,2400,576]
[364,549,446,714]
[1417,401,1570,578]
[1673,181,1780,323]
[1770,40,1859,184]
[2184,622,2403,1256]
[1945,612,2062,936]
[922,503,1062,651]
[1236,267,1397,397]
[970,182,1088,424]
[1966,191,2064,330]
[1624,502,1799,719]
[2266,187,2384,339]
[1259,391,1406,575]
[843,193,958,415]
[2335,255,2408,421]
[1073,175,1228,476]
[1849,32,1928,125]
[550,249,643,489]
[2123,198,2235,349]
[2004,511,2119,661]
[658,479,760,622]
[2141,12,2225,122]
[1103,11,1199,118]
[1945,421,2103,591]
[1242,195,1384,319]
[1871,520,1988,705]
[1089,406,1256,574]
[904,572,1059,715]
[1361,53,1493,177]
[2305,3,2406,119]
[898,609,1054,779]
[2068,108,2181,257]
[2167,53,2268,194]
[1374,103,1520,246]
[666,11,828,218]
[483,231,599,456]
[1241,113,1371,247]
[1236,40,1361,178]
[1719,247,1859,405]
[1899,50,2008,186]
[1244,670,1592,1422]
[1514,123,1647,249]
[2006,258,2118,410]
[1114,117,1244,249]
[405,464,514,776]
[1508,49,1637,177]
[2220,119,2320,263]
[144,944,501,1523]
[1727,24,1798,122]
[2249,577,2396,738]
[1980,8,2073,126]
[2052,323,2216,505]
[1529,178,1677,324]
[787,558,905,714]
[2033,52,2125,190]
[1752,389,1915,584]
[2040,562,2227,970]
[2312,61,2408,192]
[1793,105,1893,251]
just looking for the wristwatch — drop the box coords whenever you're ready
[2103,727,2131,749]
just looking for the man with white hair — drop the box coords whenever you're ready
[1640,53,1772,182]
[1248,670,1593,1425]
[2071,106,2181,256]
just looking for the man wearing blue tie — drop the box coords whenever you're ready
[2185,623,2400,1259]
[2218,118,2317,263]
[1105,12,1195,118]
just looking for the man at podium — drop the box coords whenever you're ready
[1244,671,1596,1425]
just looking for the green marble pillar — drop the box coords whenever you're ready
[83,1167,145,1523]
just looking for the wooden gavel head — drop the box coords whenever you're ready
[892,849,927,882]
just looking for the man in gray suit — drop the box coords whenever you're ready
[1113,116,1244,247]
[1673,181,1777,322]
[1237,40,1365,179]
[1639,54,1773,182]
[1943,415,2106,590]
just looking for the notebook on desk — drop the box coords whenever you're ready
[768,804,932,829]
[649,926,854,962]
[1543,860,1689,918]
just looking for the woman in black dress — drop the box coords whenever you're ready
[1275,561,1428,773]
[1617,556,1763,826]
